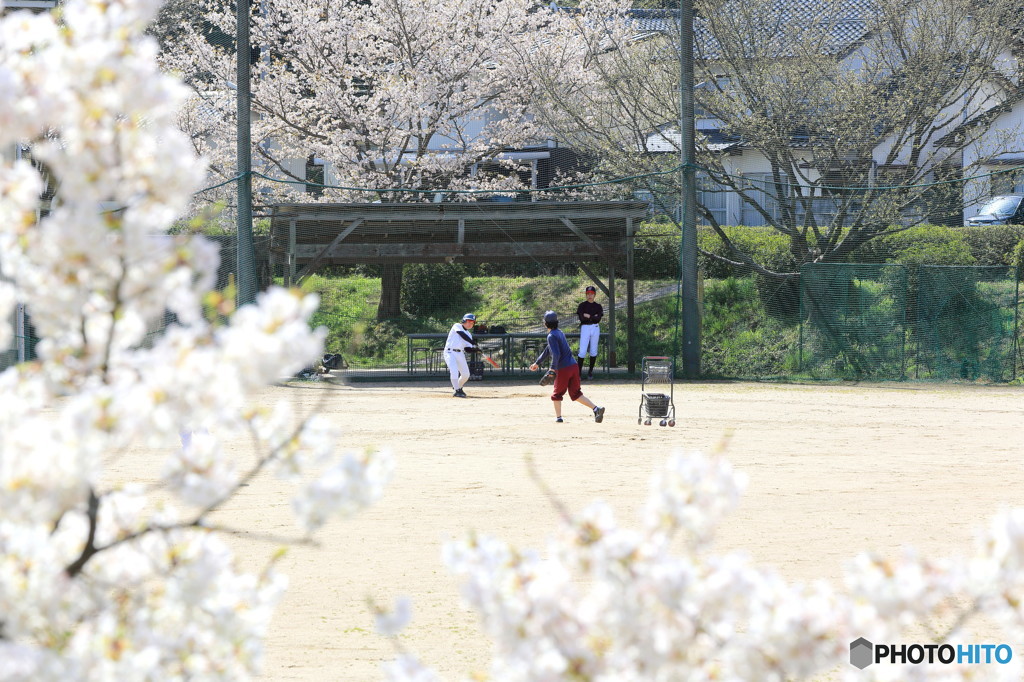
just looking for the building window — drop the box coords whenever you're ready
[696,172,727,226]
[740,173,782,226]
[991,168,1024,195]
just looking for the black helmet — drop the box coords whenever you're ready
[462,313,476,322]
[543,310,558,324]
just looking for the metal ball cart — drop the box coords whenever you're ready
[638,356,676,426]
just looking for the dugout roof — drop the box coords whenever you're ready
[268,201,649,270]
[268,200,651,371]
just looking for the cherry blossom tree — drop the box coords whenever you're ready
[509,0,1022,275]
[161,0,555,317]
[15,0,1024,678]
[382,450,1024,681]
[0,0,390,677]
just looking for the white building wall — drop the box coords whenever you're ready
[962,97,1024,219]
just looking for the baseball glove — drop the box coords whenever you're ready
[539,369,556,386]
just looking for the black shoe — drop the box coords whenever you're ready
[555,417,563,423]
[587,372,594,380]
[454,388,467,398]
[593,406,605,423]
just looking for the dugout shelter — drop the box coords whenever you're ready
[268,201,652,372]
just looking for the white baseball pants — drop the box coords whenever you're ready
[444,349,471,390]
[578,325,600,358]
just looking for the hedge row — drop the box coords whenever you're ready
[323,223,1024,321]
[634,222,1024,279]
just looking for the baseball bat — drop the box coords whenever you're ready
[484,355,500,369]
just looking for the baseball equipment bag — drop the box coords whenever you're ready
[539,369,556,386]
[321,353,345,370]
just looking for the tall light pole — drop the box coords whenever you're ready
[679,0,701,378]
[236,0,257,306]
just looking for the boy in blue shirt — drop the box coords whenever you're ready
[530,310,606,423]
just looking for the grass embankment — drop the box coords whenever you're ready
[700,278,798,377]
[300,274,792,375]
[302,274,682,366]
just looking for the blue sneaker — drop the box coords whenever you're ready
[593,406,605,423]
[555,417,563,423]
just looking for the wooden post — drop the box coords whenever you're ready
[626,216,635,373]
[608,262,616,366]
[287,219,296,286]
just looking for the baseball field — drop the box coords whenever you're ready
[116,378,1024,679]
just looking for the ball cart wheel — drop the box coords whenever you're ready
[668,420,676,427]
[644,419,651,426]
[659,419,667,427]
[638,418,642,425]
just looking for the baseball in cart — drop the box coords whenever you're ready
[638,356,676,426]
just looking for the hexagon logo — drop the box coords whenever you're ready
[850,637,873,669]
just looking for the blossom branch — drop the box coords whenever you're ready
[65,489,100,578]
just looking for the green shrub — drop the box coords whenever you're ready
[961,225,1024,266]
[697,226,796,278]
[638,223,1024,281]
[880,225,975,266]
[849,224,976,266]
[401,263,466,316]
[352,320,404,359]
[636,222,796,280]
[634,222,680,279]
[1011,239,1024,280]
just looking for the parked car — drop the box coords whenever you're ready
[966,195,1024,226]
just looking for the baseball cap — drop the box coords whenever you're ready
[585,285,597,292]
[543,310,558,324]
[462,313,476,322]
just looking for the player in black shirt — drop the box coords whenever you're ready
[576,285,603,379]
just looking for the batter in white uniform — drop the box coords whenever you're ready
[444,313,479,397]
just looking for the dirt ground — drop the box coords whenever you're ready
[126,378,1024,680]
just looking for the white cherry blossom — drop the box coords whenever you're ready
[0,0,389,677]
[384,451,1024,681]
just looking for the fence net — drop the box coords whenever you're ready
[7,0,1024,381]
[4,170,1024,383]
[914,266,1020,382]
[799,264,908,380]
[8,0,1024,382]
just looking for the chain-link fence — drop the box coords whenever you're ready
[9,0,1024,381]
[4,174,1023,383]
[914,266,1020,382]
[799,264,909,380]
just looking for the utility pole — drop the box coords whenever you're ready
[679,0,701,378]
[236,0,257,306]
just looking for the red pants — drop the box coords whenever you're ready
[551,363,583,401]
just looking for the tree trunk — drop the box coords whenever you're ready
[377,263,403,320]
